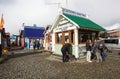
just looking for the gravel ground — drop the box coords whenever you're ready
[0,50,120,79]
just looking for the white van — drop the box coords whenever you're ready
[104,37,120,50]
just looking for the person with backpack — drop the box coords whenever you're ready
[91,40,97,60]
[93,38,102,62]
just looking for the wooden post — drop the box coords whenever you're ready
[69,30,71,44]
[74,28,79,58]
[62,32,65,45]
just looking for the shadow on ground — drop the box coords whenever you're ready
[8,51,43,59]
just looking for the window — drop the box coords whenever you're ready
[55,30,74,44]
[92,33,96,41]
[104,39,119,44]
[79,31,97,44]
[79,33,90,43]
[56,32,62,43]
[64,31,74,44]
[71,31,74,43]
[65,32,69,43]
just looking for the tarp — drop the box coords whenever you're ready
[10,35,16,39]
[24,26,45,38]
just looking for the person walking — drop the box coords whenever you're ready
[93,39,102,62]
[91,40,97,60]
[33,41,36,50]
[86,40,92,62]
[37,41,40,50]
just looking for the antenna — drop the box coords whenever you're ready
[46,2,61,9]
[46,2,62,13]
[66,0,68,8]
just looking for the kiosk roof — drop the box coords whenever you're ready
[63,13,106,31]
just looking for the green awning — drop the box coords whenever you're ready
[63,13,106,31]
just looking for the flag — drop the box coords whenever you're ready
[0,14,4,30]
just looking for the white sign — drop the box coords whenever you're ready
[56,26,69,31]
[62,8,87,18]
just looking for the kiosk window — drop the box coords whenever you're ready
[55,30,74,44]
[65,33,69,43]
[56,33,62,43]
[71,31,74,43]
[79,33,93,43]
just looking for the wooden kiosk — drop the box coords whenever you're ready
[51,8,105,58]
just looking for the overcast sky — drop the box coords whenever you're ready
[0,0,120,35]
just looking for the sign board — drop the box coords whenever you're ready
[56,26,70,32]
[62,8,87,18]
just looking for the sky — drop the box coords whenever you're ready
[0,0,120,35]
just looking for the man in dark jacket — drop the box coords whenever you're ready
[61,43,72,62]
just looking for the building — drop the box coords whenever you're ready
[107,29,120,37]
[44,25,52,51]
[23,25,45,50]
[51,8,106,58]
[106,23,120,37]
[1,28,10,55]
[19,30,25,48]
[3,32,10,50]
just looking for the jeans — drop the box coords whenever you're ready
[96,52,102,62]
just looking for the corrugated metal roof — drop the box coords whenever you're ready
[63,13,106,31]
[24,26,45,29]
[24,26,45,38]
